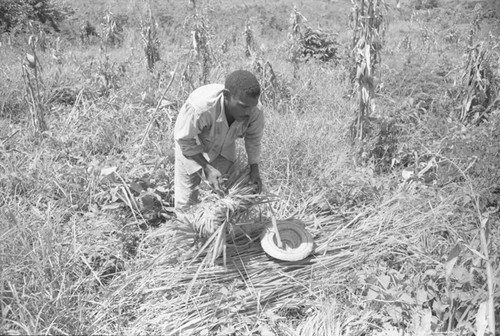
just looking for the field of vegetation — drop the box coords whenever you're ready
[1,0,499,335]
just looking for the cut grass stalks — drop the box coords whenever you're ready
[90,185,469,335]
[181,165,279,264]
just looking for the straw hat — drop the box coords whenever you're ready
[260,219,314,261]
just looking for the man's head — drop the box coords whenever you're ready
[223,70,261,122]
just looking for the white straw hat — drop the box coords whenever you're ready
[260,219,314,261]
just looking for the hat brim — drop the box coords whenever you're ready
[260,220,314,261]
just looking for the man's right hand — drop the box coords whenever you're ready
[203,164,223,192]
[185,153,224,194]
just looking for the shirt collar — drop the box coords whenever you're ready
[216,93,227,124]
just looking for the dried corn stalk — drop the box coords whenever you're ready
[141,9,161,72]
[190,14,214,85]
[287,6,308,77]
[102,11,123,47]
[350,0,387,140]
[253,58,279,108]
[22,36,48,134]
[243,20,255,58]
[457,6,499,125]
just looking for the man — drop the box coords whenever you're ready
[174,70,264,210]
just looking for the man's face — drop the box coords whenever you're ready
[225,91,259,122]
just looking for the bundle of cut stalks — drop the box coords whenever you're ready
[180,163,277,265]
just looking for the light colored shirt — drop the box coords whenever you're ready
[174,84,264,175]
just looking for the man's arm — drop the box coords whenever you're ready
[245,108,265,193]
[175,104,223,190]
[174,103,206,157]
[185,153,223,191]
[249,163,262,193]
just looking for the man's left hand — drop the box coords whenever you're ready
[249,164,262,194]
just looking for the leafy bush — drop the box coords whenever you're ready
[0,0,63,34]
[299,27,340,63]
[413,0,439,10]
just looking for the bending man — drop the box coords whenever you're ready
[174,70,264,210]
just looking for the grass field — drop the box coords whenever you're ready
[1,0,500,335]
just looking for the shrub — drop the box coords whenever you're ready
[299,27,340,63]
[0,0,63,34]
[413,0,439,10]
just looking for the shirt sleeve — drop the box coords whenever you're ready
[244,107,264,165]
[174,103,212,157]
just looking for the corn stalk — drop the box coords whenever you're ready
[457,7,499,125]
[350,0,387,140]
[141,9,161,72]
[189,11,215,86]
[287,6,308,78]
[27,21,47,52]
[22,36,48,134]
[243,20,255,58]
[102,11,123,47]
[253,58,279,108]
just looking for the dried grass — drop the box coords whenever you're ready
[89,185,464,335]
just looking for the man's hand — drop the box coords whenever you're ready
[249,164,262,194]
[185,153,224,193]
[204,164,223,192]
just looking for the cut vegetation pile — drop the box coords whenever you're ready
[91,184,476,335]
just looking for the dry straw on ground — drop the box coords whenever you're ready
[90,182,467,335]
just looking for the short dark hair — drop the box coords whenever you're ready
[224,70,261,99]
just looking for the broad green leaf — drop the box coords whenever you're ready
[451,266,472,284]
[445,243,461,279]
[416,288,428,304]
[447,244,462,262]
[378,274,391,289]
[432,300,447,314]
[129,181,144,194]
[400,293,414,304]
[366,288,379,300]
[386,305,403,323]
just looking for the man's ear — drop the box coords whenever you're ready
[222,89,231,98]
